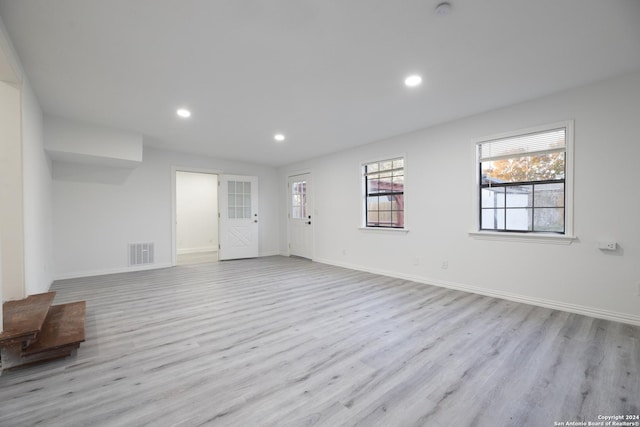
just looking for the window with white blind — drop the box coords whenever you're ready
[363,157,405,228]
[476,121,573,234]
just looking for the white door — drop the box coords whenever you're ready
[288,173,313,259]
[219,175,259,260]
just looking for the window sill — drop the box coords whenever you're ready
[468,231,576,245]
[360,227,409,234]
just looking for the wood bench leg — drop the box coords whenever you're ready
[0,342,24,372]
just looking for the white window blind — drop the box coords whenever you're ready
[479,128,566,161]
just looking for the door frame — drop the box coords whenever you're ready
[170,166,223,266]
[286,171,314,259]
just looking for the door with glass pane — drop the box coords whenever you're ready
[219,175,259,260]
[288,173,313,259]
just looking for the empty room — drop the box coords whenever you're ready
[0,1,639,426]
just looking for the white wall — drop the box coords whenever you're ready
[0,80,24,301]
[1,14,54,301]
[0,240,3,331]
[45,115,142,167]
[53,146,279,279]
[278,71,640,325]
[176,171,218,254]
[22,80,53,295]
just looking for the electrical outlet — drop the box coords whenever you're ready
[637,283,640,296]
[441,260,449,270]
[598,241,617,251]
[412,257,420,266]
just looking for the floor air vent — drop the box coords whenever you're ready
[128,243,154,266]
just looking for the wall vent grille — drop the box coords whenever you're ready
[128,243,154,266]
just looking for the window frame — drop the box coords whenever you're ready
[470,121,575,243]
[361,155,408,231]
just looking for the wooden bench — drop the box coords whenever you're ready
[1,292,86,372]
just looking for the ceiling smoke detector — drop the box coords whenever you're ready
[434,2,452,16]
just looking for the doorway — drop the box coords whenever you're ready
[175,171,219,265]
[288,173,313,259]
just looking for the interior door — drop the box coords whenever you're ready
[288,173,313,259]
[219,175,259,260]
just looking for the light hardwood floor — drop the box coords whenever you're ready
[176,251,218,266]
[1,256,638,426]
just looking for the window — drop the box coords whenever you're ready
[290,180,307,219]
[477,122,572,234]
[227,180,252,219]
[363,157,404,228]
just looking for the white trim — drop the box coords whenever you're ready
[472,120,574,238]
[54,263,173,281]
[287,169,313,178]
[54,252,280,280]
[359,227,409,234]
[564,120,575,238]
[313,257,640,327]
[361,153,407,230]
[468,231,576,244]
[173,166,224,175]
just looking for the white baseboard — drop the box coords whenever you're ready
[56,252,281,280]
[54,263,173,281]
[313,257,640,326]
[177,247,217,255]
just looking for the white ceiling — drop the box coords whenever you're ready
[1,0,639,167]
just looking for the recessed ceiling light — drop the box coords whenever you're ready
[274,133,286,142]
[434,2,452,16]
[404,75,422,87]
[176,108,191,118]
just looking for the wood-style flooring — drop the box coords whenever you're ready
[176,251,218,266]
[1,256,638,426]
